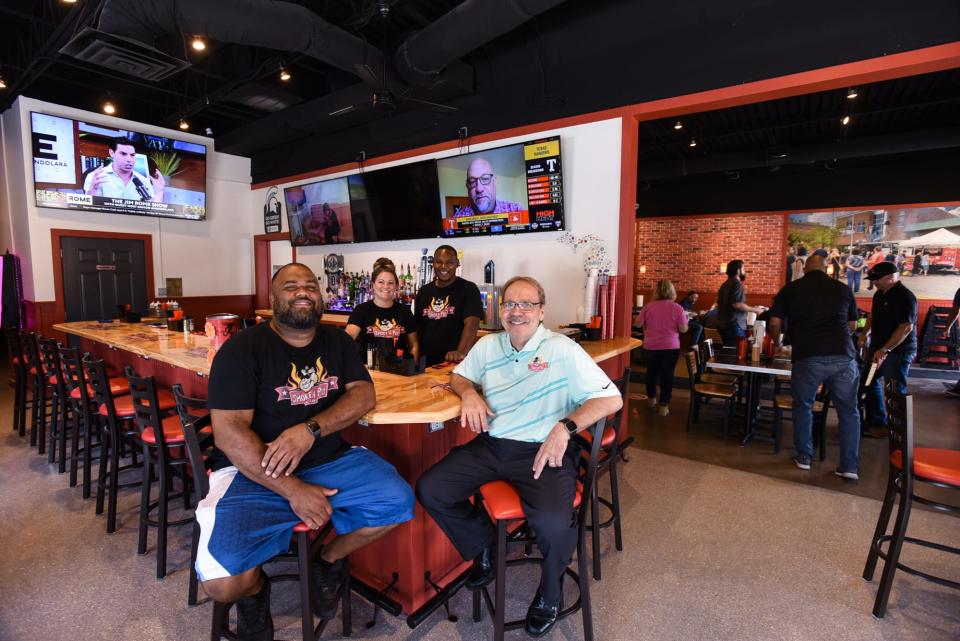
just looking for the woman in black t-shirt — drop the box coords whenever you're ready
[346,266,419,361]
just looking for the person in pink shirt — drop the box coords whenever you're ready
[633,280,689,416]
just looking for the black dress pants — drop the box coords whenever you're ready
[416,433,579,604]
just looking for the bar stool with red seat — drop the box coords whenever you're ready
[87,357,143,534]
[4,327,27,437]
[19,331,45,447]
[472,417,606,641]
[862,383,960,618]
[126,365,197,579]
[37,337,69,463]
[59,345,128,496]
[575,368,631,581]
[179,413,352,640]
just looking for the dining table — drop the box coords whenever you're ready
[705,350,792,445]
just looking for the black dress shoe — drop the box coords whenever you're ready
[465,544,496,590]
[525,590,561,637]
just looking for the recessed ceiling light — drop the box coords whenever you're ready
[102,100,116,115]
[689,139,697,147]
[191,36,206,51]
[279,67,291,82]
[178,119,189,130]
[61,0,77,3]
[673,120,683,130]
[0,77,6,90]
[841,116,851,126]
[846,88,858,100]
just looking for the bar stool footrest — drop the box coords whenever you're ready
[871,535,960,591]
[477,556,582,630]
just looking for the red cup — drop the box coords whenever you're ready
[736,336,749,361]
[205,313,240,348]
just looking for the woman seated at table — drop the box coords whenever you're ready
[633,279,688,416]
[346,265,420,362]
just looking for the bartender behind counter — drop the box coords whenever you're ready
[415,245,483,365]
[346,265,419,362]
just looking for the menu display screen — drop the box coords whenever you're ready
[436,136,564,237]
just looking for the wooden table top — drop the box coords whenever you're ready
[54,321,640,424]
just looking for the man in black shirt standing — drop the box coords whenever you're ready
[858,261,918,433]
[768,255,862,479]
[415,245,483,365]
[716,259,767,346]
[196,263,414,641]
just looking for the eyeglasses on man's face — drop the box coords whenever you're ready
[465,174,494,189]
[502,301,542,311]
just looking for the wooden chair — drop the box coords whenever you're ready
[683,350,737,437]
[771,380,830,457]
[862,382,960,617]
[696,340,738,386]
[472,417,607,641]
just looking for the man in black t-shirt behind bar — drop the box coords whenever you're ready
[858,261,918,436]
[414,245,483,365]
[768,255,862,479]
[195,263,414,641]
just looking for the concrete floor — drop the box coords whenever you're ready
[0,376,958,641]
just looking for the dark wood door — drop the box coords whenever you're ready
[60,236,149,322]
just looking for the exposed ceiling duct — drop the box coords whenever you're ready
[637,127,960,181]
[95,0,383,83]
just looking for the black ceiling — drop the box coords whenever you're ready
[2,1,960,186]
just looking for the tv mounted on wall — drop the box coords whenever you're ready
[348,159,442,242]
[436,136,564,237]
[30,112,207,221]
[284,177,354,246]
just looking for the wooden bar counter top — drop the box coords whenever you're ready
[53,319,639,617]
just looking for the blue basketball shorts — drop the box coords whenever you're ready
[195,446,414,581]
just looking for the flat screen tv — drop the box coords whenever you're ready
[436,136,564,237]
[284,177,354,246]
[30,112,207,220]
[348,159,442,242]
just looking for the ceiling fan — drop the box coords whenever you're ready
[328,2,458,118]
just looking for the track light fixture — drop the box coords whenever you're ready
[846,88,858,100]
[279,66,291,82]
[0,76,6,90]
[191,36,206,51]
[102,100,116,115]
[179,118,189,130]
[689,138,697,147]
[841,115,851,126]
[673,121,683,130]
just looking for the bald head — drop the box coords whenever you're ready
[466,157,497,214]
[804,254,826,274]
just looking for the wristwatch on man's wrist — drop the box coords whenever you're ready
[305,417,322,437]
[559,417,578,436]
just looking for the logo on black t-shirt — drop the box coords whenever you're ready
[423,296,455,320]
[275,357,340,406]
[366,318,405,339]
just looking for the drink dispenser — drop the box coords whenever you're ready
[479,259,502,331]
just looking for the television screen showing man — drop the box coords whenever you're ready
[83,136,165,203]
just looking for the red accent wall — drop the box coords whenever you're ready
[634,213,787,299]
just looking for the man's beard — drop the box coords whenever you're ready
[739,273,747,282]
[275,299,320,329]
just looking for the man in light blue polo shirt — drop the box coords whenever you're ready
[416,275,622,638]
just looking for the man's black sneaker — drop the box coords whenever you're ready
[793,455,811,470]
[524,589,561,637]
[235,573,274,641]
[465,544,496,590]
[311,557,346,620]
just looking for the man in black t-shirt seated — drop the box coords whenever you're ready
[858,261,918,435]
[195,263,414,641]
[414,245,483,365]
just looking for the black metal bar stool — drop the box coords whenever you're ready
[472,418,607,641]
[125,365,191,579]
[19,331,45,447]
[179,414,353,640]
[862,382,960,618]
[37,337,68,462]
[576,368,630,581]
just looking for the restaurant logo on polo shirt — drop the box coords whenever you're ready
[423,296,456,320]
[276,357,339,406]
[528,356,549,372]
[367,318,405,339]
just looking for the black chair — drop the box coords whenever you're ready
[88,357,139,534]
[861,382,960,618]
[4,328,27,437]
[771,380,831,458]
[37,337,68,461]
[471,417,607,641]
[577,367,630,580]
[179,414,353,640]
[683,350,737,437]
[126,366,194,579]
[19,331,45,447]
[59,345,103,495]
